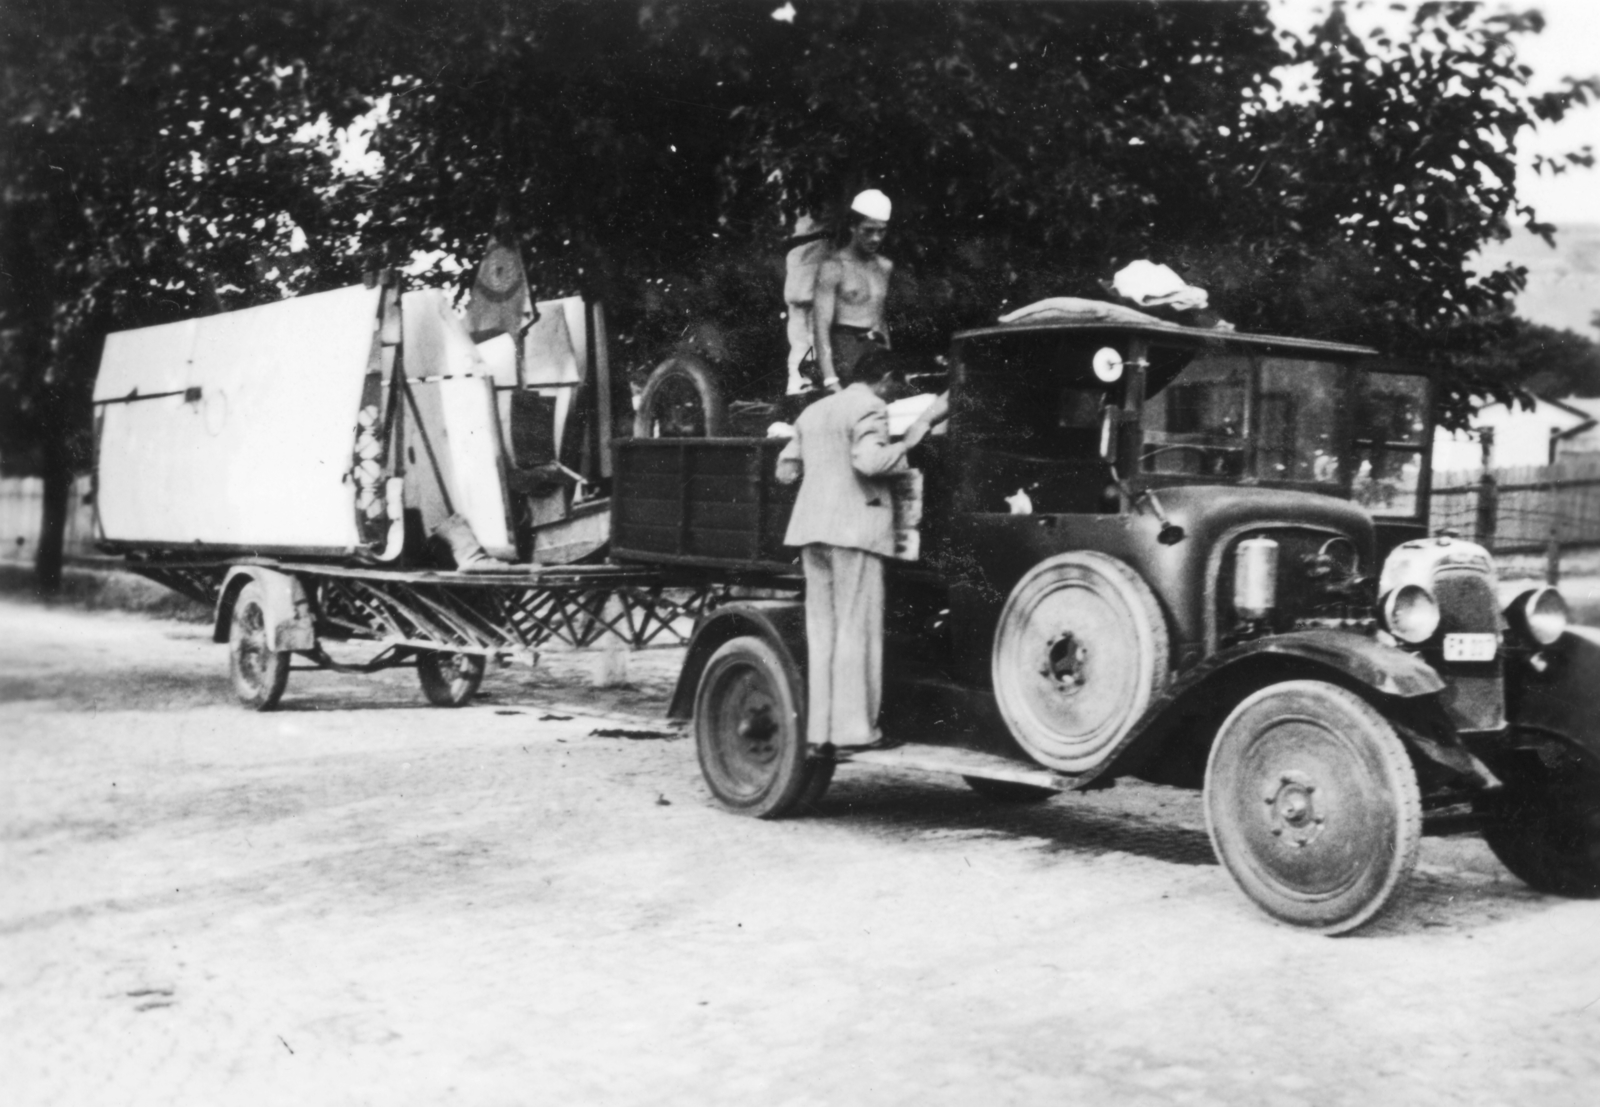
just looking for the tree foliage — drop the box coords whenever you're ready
[2,0,1597,585]
[1211,2,1598,427]
[1458,316,1600,400]
[0,0,374,470]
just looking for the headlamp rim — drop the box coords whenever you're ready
[1512,585,1570,647]
[1382,583,1440,645]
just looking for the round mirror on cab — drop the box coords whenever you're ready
[1092,347,1124,383]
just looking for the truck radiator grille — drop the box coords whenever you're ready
[1433,567,1499,635]
[1430,565,1504,733]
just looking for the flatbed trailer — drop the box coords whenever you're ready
[126,552,793,708]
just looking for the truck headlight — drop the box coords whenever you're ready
[1508,586,1569,646]
[1382,584,1440,644]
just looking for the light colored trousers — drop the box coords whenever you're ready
[801,544,885,749]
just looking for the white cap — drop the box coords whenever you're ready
[850,189,892,222]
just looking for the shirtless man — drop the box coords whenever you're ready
[813,189,894,391]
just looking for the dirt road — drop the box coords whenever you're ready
[3,596,1599,1106]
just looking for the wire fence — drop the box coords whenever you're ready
[1431,456,1600,554]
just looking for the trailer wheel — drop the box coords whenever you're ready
[1204,680,1421,934]
[634,355,727,438]
[417,651,486,708]
[992,551,1168,773]
[962,776,1058,803]
[1476,751,1600,897]
[695,635,828,818]
[228,581,290,711]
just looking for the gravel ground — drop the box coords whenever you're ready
[4,595,1600,1107]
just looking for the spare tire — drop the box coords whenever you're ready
[992,551,1169,773]
[634,355,727,438]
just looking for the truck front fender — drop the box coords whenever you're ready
[668,600,807,721]
[1506,624,1600,766]
[1226,628,1446,697]
[1090,629,1446,788]
[212,566,316,652]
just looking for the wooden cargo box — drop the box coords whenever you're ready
[611,439,799,573]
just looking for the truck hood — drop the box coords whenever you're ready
[1150,484,1376,565]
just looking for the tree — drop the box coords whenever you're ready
[1208,2,1598,429]
[1462,316,1600,399]
[354,1,1293,384]
[3,1,1595,590]
[0,0,372,590]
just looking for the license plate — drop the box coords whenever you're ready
[1443,633,1497,662]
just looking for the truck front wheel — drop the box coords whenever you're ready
[1476,749,1600,897]
[695,635,829,818]
[228,581,290,711]
[1204,680,1421,934]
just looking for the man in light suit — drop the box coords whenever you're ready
[777,352,929,753]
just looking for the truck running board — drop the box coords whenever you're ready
[837,742,1070,792]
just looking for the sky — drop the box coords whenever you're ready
[1272,0,1599,227]
[1488,0,1600,227]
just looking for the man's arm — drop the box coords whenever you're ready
[902,390,947,449]
[812,257,842,390]
[876,257,894,348]
[776,431,802,485]
[851,407,908,478]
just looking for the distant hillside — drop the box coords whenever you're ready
[1475,223,1600,337]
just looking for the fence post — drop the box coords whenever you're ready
[1546,461,1561,585]
[1475,429,1497,549]
[1476,472,1498,550]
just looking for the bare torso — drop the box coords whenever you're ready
[824,250,892,329]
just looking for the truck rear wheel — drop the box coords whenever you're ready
[695,635,828,818]
[228,581,290,711]
[991,551,1168,773]
[1205,680,1421,934]
[1476,750,1600,897]
[417,651,486,707]
[634,355,727,438]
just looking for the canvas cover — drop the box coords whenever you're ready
[94,283,384,552]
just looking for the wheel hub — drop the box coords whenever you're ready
[736,704,778,755]
[1044,633,1088,689]
[1264,771,1325,847]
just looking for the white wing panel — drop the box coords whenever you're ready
[95,283,383,551]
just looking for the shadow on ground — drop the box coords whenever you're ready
[809,772,1559,937]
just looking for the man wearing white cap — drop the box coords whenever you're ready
[812,189,894,390]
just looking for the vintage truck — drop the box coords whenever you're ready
[612,300,1600,934]
[94,275,1600,933]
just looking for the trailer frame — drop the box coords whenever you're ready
[123,552,799,707]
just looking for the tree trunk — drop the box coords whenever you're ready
[34,434,71,596]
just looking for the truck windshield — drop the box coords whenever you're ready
[1141,350,1355,491]
[1352,371,1430,518]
